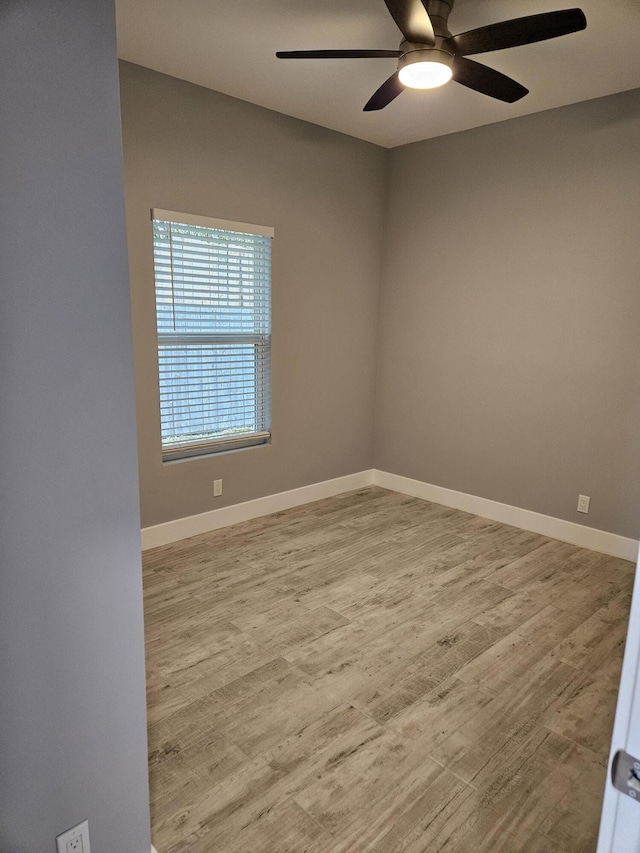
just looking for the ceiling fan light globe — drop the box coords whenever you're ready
[398,60,452,89]
[397,46,454,90]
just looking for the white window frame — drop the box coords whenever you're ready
[151,209,273,462]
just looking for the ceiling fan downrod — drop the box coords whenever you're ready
[423,0,454,38]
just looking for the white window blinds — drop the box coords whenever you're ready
[152,209,273,461]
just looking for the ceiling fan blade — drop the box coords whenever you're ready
[276,50,402,59]
[363,72,405,111]
[449,9,586,56]
[383,0,435,45]
[452,57,528,103]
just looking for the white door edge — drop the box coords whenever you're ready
[598,543,640,852]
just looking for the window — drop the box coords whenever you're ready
[151,209,272,461]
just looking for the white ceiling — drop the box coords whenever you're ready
[115,0,640,148]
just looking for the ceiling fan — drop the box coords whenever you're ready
[276,0,587,110]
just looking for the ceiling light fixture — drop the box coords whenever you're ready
[277,5,587,112]
[397,48,453,89]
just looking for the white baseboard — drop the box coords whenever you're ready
[373,470,639,562]
[140,467,638,562]
[151,846,158,853]
[141,471,374,550]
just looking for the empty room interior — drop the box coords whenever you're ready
[3,1,640,852]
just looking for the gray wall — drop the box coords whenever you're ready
[0,3,150,852]
[121,59,639,540]
[119,62,387,528]
[375,88,640,539]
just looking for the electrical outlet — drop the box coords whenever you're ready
[577,494,591,514]
[213,479,223,497]
[56,820,91,853]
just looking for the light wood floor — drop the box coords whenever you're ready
[143,487,634,852]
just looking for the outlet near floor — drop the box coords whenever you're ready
[213,478,223,497]
[577,494,591,514]
[56,820,91,853]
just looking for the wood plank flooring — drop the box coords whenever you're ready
[143,487,634,852]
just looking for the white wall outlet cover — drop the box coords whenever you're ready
[577,494,591,514]
[56,820,91,853]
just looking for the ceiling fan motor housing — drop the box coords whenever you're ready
[398,38,454,75]
[397,0,455,74]
[423,0,454,37]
